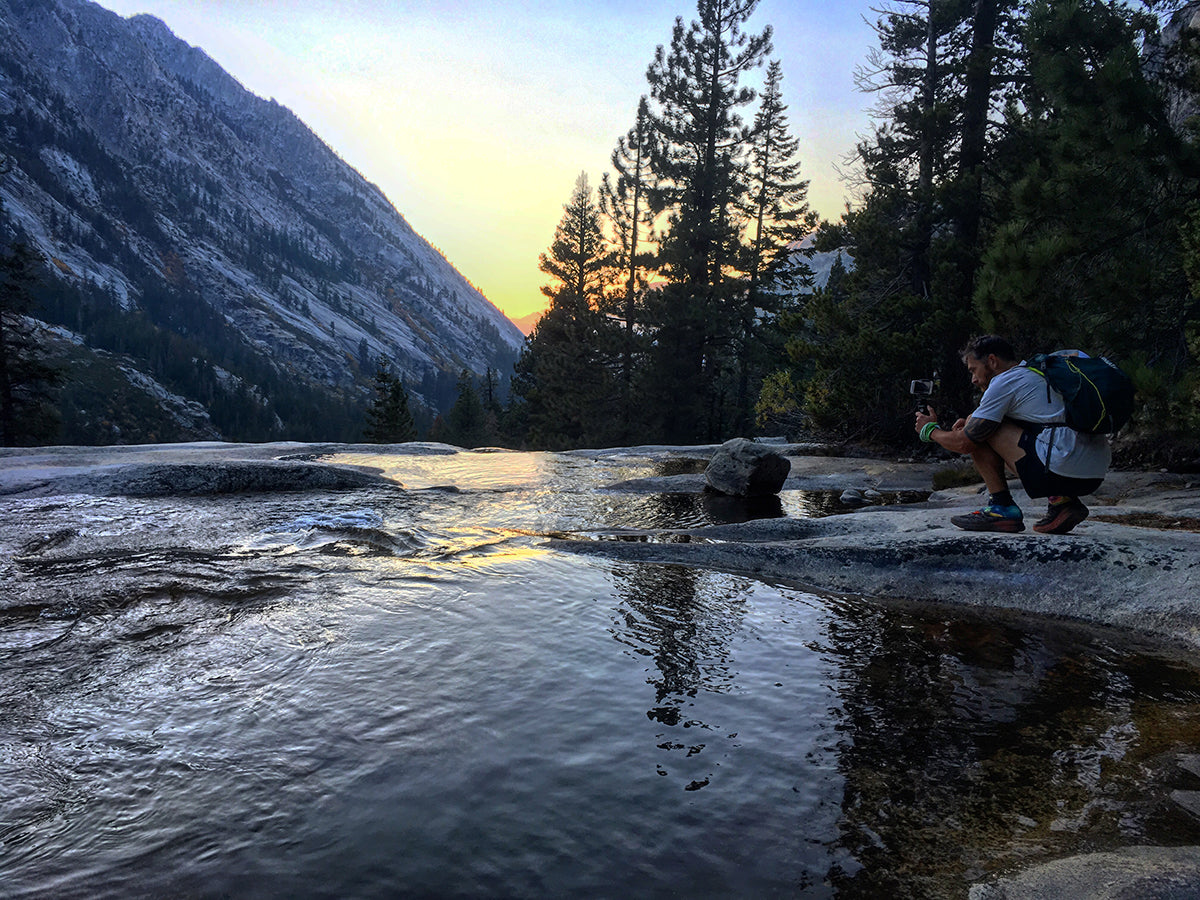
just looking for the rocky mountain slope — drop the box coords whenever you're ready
[0,0,524,441]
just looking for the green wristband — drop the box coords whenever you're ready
[919,421,940,443]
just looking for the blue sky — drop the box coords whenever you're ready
[92,0,879,319]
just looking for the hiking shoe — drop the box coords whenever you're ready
[1033,497,1089,534]
[951,504,1025,533]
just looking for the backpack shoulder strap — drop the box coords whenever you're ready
[1024,353,1052,403]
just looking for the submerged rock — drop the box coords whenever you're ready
[4,441,1200,656]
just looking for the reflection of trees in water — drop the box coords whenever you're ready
[608,563,746,726]
[591,491,784,531]
[818,602,1200,898]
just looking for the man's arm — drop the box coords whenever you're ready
[963,416,1000,444]
[934,418,987,454]
[915,408,998,454]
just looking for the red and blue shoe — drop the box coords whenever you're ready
[1033,496,1089,534]
[950,503,1025,533]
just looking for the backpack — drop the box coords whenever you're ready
[1026,352,1135,434]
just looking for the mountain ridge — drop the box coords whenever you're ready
[0,0,524,442]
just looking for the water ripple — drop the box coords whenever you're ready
[247,509,427,557]
[2,449,1200,899]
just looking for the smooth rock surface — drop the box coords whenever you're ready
[968,846,1200,899]
[1174,791,1200,822]
[0,442,450,497]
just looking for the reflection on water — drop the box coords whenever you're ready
[1,447,1198,899]
[783,488,932,519]
[600,491,786,531]
[604,565,1200,896]
[611,563,743,727]
[813,607,1200,895]
[653,456,710,477]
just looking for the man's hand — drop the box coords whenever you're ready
[915,407,979,455]
[914,406,937,434]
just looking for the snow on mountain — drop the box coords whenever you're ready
[786,234,855,293]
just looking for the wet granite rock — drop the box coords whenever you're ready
[0,442,465,499]
[0,460,397,497]
[0,443,414,497]
[555,512,1200,650]
[5,442,1200,656]
[968,846,1200,899]
[704,438,791,497]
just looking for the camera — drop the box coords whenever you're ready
[909,374,939,414]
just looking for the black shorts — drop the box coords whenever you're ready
[1015,428,1104,500]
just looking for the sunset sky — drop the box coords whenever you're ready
[93,0,878,322]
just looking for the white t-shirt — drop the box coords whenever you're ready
[972,363,1111,479]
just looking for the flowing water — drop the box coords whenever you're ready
[2,447,1199,898]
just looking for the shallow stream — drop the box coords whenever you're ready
[2,447,1199,898]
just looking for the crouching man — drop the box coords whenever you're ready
[914,335,1110,534]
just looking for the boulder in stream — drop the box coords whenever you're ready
[704,438,791,498]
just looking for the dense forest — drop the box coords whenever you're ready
[0,240,370,446]
[483,0,1200,464]
[3,0,1200,461]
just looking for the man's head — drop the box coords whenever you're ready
[960,335,1018,391]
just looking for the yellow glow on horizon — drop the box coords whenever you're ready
[293,72,565,320]
[90,0,874,325]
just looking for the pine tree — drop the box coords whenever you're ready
[852,0,1022,347]
[974,0,1200,444]
[764,0,960,445]
[742,61,814,293]
[481,366,503,445]
[362,363,417,443]
[599,97,659,439]
[777,0,1027,443]
[646,0,770,289]
[732,59,816,432]
[977,0,1192,351]
[511,302,611,448]
[853,0,953,298]
[512,175,622,449]
[642,0,773,442]
[754,253,853,438]
[601,97,659,312]
[445,369,488,448]
[539,173,611,312]
[356,337,375,377]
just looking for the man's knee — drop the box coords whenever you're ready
[983,421,1027,466]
